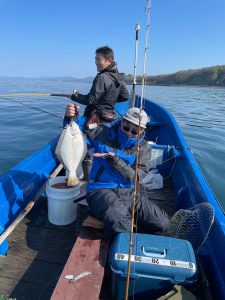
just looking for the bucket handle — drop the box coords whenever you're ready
[141,246,166,258]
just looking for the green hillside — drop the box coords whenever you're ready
[124,65,225,87]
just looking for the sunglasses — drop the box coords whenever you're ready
[122,125,139,136]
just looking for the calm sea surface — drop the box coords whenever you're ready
[0,78,224,210]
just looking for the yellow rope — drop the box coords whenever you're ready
[0,93,51,97]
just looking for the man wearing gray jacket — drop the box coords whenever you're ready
[84,107,170,237]
[65,105,170,237]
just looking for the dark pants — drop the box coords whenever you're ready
[87,187,170,238]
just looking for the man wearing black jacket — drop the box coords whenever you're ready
[67,46,129,126]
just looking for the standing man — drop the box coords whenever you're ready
[67,46,129,128]
[64,46,129,180]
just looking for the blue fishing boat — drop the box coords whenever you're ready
[0,97,224,299]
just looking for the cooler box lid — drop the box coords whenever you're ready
[109,233,197,284]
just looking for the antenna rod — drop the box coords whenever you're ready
[130,23,141,108]
[124,2,151,299]
[140,0,151,110]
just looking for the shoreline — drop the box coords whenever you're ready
[125,82,225,89]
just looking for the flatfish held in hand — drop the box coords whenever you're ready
[55,120,87,186]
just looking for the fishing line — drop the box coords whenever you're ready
[163,156,177,179]
[0,96,63,119]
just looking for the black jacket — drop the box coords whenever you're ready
[71,62,129,115]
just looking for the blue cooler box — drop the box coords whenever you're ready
[109,233,197,299]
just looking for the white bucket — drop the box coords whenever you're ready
[46,176,80,225]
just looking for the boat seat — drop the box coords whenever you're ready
[148,143,173,169]
[146,121,163,127]
[51,226,110,300]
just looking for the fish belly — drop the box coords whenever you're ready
[55,124,87,186]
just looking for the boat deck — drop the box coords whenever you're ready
[0,179,196,300]
[0,200,89,300]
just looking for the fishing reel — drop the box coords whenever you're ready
[72,89,79,97]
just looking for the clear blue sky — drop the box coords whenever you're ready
[0,0,225,78]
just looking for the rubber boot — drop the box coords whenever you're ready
[82,158,92,182]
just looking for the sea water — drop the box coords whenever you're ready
[0,78,224,210]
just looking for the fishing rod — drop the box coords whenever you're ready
[124,1,151,299]
[130,23,141,108]
[0,93,70,98]
[140,0,151,110]
[124,123,142,300]
[0,92,123,120]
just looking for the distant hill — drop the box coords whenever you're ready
[0,76,94,83]
[124,65,225,87]
[57,76,94,83]
[35,76,94,83]
[1,65,225,87]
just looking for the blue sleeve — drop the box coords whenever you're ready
[92,141,136,165]
[114,149,136,165]
[76,115,87,132]
[92,141,112,154]
[63,116,70,128]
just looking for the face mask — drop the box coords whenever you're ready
[118,126,139,149]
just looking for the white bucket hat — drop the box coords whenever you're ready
[123,107,149,128]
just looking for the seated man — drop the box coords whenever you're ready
[66,105,170,237]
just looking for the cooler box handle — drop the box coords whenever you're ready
[141,246,166,258]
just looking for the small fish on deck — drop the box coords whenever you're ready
[65,272,93,283]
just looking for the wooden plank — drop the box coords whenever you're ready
[0,276,57,300]
[51,227,110,300]
[0,255,63,285]
[0,199,91,299]
[7,222,78,264]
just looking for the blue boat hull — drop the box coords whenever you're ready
[0,98,224,298]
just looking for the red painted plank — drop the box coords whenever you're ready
[51,227,110,300]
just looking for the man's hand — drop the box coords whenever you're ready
[93,152,115,158]
[65,103,80,117]
[65,90,78,99]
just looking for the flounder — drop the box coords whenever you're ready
[55,120,87,186]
